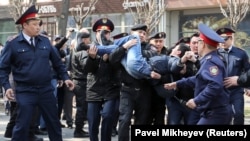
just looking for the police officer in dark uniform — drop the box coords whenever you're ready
[147,32,169,125]
[108,24,154,141]
[0,5,74,141]
[85,18,124,141]
[216,27,250,125]
[164,23,232,124]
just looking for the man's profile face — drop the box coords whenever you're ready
[190,36,199,54]
[23,19,41,37]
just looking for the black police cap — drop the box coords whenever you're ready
[216,27,235,35]
[148,32,166,40]
[112,32,129,40]
[92,18,114,32]
[131,24,147,32]
[15,5,40,25]
[175,37,191,46]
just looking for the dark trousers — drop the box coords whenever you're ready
[57,85,65,119]
[87,99,117,141]
[12,85,62,141]
[118,84,152,141]
[149,90,166,125]
[4,101,39,139]
[73,79,88,130]
[165,98,191,125]
[230,92,245,125]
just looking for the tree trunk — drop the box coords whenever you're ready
[58,0,70,36]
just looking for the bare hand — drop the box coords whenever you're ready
[245,89,250,97]
[224,76,239,88]
[123,39,137,49]
[180,64,186,74]
[88,45,98,59]
[187,51,197,62]
[64,80,75,91]
[151,71,161,79]
[186,99,197,109]
[102,54,109,62]
[5,89,15,101]
[164,82,177,90]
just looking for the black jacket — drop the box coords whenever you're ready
[85,41,120,101]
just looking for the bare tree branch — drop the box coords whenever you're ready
[8,0,34,31]
[69,0,98,30]
[217,0,249,31]
[125,0,167,35]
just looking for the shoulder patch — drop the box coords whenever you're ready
[7,35,18,41]
[206,55,212,60]
[209,66,219,76]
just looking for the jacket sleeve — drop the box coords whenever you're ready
[237,70,250,87]
[85,56,100,73]
[54,37,68,50]
[109,46,126,65]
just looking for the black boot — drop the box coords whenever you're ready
[4,129,12,138]
[74,128,89,138]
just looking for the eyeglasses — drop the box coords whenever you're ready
[222,36,231,41]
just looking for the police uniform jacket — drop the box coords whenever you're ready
[173,60,196,101]
[176,51,229,112]
[85,41,120,101]
[0,33,69,90]
[218,46,250,94]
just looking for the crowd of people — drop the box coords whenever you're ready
[1,4,250,141]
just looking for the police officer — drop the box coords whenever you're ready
[164,23,232,124]
[216,27,250,125]
[86,18,124,141]
[108,24,154,141]
[147,32,168,125]
[0,5,74,141]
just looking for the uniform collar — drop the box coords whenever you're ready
[17,32,42,42]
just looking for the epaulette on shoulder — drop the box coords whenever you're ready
[7,35,18,42]
[235,46,245,51]
[39,33,49,38]
[205,55,212,60]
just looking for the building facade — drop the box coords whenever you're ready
[0,0,249,51]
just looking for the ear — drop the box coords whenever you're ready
[176,50,181,56]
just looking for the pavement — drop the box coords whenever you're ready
[0,98,118,141]
[0,95,250,141]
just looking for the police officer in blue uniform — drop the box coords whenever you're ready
[164,23,232,124]
[216,27,250,125]
[0,5,74,141]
